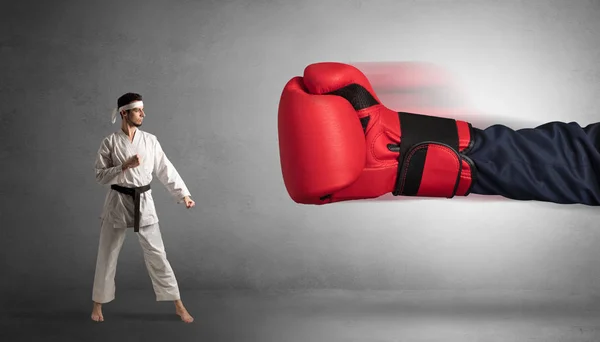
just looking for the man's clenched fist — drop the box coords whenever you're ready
[122,154,142,171]
[183,196,195,209]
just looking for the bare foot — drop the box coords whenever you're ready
[174,300,194,323]
[91,302,104,322]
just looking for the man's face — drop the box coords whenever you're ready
[123,106,145,127]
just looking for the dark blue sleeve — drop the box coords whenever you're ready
[466,121,600,206]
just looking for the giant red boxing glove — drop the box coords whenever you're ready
[278,62,477,205]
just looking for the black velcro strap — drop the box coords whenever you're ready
[393,112,459,196]
[398,144,429,196]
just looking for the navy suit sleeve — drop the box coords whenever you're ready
[466,121,600,205]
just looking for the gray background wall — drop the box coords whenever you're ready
[2,0,600,301]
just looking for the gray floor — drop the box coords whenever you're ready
[2,289,600,341]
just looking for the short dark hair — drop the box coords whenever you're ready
[117,92,143,108]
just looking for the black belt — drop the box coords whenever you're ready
[111,184,151,232]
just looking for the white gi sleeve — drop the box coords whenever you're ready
[153,139,191,203]
[94,138,123,185]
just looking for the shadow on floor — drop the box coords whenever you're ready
[5,310,180,322]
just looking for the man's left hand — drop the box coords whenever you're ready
[183,196,195,209]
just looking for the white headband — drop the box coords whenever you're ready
[110,101,144,124]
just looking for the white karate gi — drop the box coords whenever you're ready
[92,128,191,303]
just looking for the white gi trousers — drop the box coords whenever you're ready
[92,218,180,303]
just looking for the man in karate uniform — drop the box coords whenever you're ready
[91,92,195,323]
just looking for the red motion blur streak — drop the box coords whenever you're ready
[349,62,472,115]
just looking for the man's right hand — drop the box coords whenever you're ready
[122,154,142,171]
